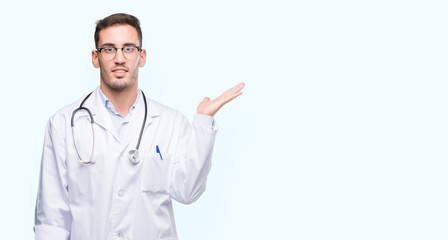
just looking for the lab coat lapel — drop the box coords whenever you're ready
[85,88,121,142]
[121,92,160,150]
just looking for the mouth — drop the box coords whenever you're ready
[112,68,128,78]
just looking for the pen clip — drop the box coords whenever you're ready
[156,145,163,160]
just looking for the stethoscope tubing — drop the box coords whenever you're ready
[71,90,147,164]
[135,91,147,151]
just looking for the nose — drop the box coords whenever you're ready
[114,48,126,63]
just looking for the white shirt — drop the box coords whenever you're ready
[34,87,217,240]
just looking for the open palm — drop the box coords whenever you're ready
[197,82,245,116]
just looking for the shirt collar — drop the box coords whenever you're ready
[99,88,140,117]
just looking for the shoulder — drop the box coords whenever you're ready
[47,93,92,132]
[146,97,186,120]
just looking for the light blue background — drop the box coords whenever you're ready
[0,0,447,239]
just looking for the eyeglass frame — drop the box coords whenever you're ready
[96,45,142,60]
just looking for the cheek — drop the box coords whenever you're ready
[99,62,111,79]
[131,61,141,73]
[99,61,112,73]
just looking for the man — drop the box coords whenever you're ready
[34,13,244,240]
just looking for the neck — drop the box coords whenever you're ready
[100,84,138,117]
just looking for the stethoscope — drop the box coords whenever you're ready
[71,91,148,164]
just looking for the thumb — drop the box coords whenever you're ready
[202,97,210,102]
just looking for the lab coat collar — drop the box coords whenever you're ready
[74,87,161,145]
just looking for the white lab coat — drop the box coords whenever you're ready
[34,87,217,240]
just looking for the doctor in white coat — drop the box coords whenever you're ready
[34,13,244,240]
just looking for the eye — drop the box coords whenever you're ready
[123,46,136,53]
[103,47,115,53]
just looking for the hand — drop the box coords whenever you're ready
[197,82,245,116]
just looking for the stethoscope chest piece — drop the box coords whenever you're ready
[128,150,140,164]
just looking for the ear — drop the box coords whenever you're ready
[138,49,147,67]
[92,50,100,68]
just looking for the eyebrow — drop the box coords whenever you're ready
[100,42,139,48]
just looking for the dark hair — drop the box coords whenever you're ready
[94,13,143,48]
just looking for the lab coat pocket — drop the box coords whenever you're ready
[141,154,172,194]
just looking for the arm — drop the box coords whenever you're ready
[34,120,72,240]
[170,83,244,203]
[170,114,217,204]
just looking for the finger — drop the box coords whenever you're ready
[224,91,243,103]
[225,82,245,95]
[224,83,244,99]
[216,82,245,102]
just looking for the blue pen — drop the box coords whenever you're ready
[156,145,163,160]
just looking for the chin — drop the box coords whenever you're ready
[106,79,136,90]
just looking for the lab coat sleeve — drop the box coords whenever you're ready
[170,114,218,204]
[34,119,72,240]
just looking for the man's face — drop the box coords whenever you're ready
[92,24,146,91]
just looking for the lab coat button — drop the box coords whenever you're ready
[118,191,124,197]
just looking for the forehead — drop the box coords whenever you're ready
[98,24,140,46]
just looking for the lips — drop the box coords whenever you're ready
[112,68,128,78]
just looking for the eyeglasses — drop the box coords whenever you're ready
[97,46,141,60]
